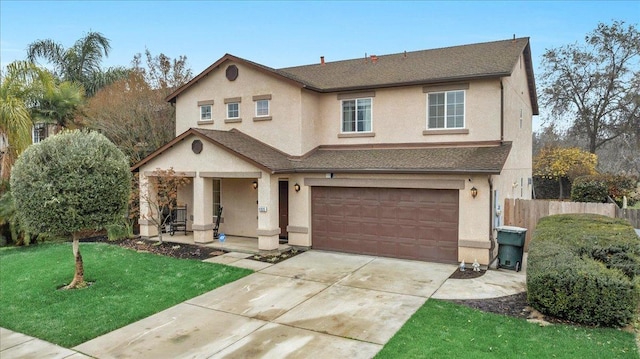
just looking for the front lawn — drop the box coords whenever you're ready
[376,299,638,359]
[0,242,252,347]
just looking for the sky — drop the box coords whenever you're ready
[1,0,639,130]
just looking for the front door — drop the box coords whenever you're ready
[279,181,289,240]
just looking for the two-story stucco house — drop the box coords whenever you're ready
[133,37,538,265]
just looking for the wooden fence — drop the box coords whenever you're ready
[616,207,640,229]
[503,199,618,251]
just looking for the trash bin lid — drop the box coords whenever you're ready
[497,226,527,233]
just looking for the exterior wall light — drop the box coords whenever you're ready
[294,183,301,192]
[252,181,258,189]
[470,186,478,198]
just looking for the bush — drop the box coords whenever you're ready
[533,176,572,199]
[570,176,608,203]
[571,174,639,206]
[527,214,640,327]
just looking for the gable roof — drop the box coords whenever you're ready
[166,38,538,114]
[132,128,512,175]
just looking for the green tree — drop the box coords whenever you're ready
[139,168,190,244]
[541,21,640,154]
[534,146,598,199]
[26,31,129,97]
[82,50,192,165]
[32,80,84,130]
[11,130,130,289]
[0,61,56,179]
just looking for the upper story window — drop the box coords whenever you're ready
[342,98,372,133]
[255,100,269,117]
[32,123,47,143]
[227,102,240,119]
[252,94,272,121]
[200,105,212,120]
[197,100,214,123]
[427,90,465,129]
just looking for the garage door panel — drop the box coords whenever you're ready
[312,187,458,263]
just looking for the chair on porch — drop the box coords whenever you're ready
[214,206,223,239]
[169,204,187,236]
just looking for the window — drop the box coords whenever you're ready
[227,102,239,119]
[213,179,221,217]
[428,90,464,129]
[200,105,212,120]
[32,123,47,143]
[342,98,372,133]
[255,99,269,117]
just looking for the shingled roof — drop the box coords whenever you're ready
[166,38,538,114]
[132,128,512,175]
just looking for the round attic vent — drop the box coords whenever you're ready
[192,140,203,154]
[226,65,238,81]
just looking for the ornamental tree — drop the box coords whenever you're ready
[533,146,598,199]
[10,130,130,289]
[139,168,190,244]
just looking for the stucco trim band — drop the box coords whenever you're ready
[197,120,214,125]
[224,97,242,103]
[458,240,492,249]
[252,94,272,101]
[199,171,262,178]
[338,132,376,138]
[423,129,470,135]
[304,178,465,189]
[192,224,214,230]
[197,100,215,106]
[253,116,273,122]
[257,228,281,236]
[422,82,470,93]
[224,118,242,123]
[337,91,376,100]
[143,171,196,177]
[286,226,309,234]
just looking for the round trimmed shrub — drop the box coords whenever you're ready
[10,130,131,235]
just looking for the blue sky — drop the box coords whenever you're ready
[1,1,638,130]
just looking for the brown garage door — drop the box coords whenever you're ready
[312,187,458,263]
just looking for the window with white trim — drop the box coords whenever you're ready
[427,90,465,129]
[200,105,212,120]
[227,102,239,119]
[213,179,221,217]
[341,98,372,133]
[255,99,269,117]
[32,123,47,143]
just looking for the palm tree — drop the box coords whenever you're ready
[33,81,85,130]
[0,61,52,179]
[26,31,129,97]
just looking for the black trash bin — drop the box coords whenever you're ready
[496,226,527,272]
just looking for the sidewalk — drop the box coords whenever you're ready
[1,252,527,359]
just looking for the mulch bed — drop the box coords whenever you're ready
[82,236,303,263]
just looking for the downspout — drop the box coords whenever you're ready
[500,80,504,143]
[488,175,498,268]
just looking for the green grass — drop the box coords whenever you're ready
[376,299,639,359]
[0,242,252,347]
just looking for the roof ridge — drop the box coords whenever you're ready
[278,37,529,71]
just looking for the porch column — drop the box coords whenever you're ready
[257,174,280,251]
[192,175,214,243]
[139,174,158,238]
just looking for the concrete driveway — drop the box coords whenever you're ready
[73,251,457,358]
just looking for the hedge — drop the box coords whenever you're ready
[527,214,640,327]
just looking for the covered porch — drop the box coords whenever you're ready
[146,232,291,254]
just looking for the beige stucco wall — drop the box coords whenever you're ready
[174,61,305,156]
[307,80,502,149]
[220,178,258,237]
[493,55,534,224]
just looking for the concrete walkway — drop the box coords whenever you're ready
[1,251,526,359]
